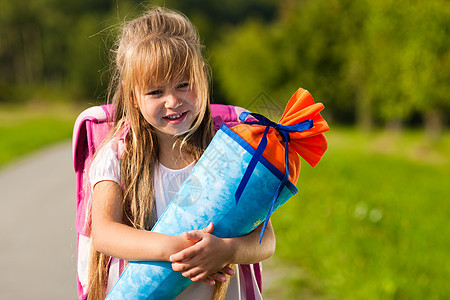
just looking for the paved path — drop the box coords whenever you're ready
[0,141,77,299]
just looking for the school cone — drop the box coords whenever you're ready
[106,88,329,299]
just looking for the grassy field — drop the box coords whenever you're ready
[267,127,449,299]
[0,101,88,168]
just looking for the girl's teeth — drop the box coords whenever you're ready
[166,113,182,119]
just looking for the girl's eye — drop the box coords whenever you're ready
[146,89,163,96]
[177,82,190,89]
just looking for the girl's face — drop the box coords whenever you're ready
[134,78,199,142]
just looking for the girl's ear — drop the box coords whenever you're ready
[123,80,139,108]
[132,93,139,109]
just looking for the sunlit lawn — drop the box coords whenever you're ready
[268,127,449,299]
[0,101,87,168]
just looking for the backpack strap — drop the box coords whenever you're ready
[73,105,116,299]
[253,262,263,292]
[73,105,114,235]
[239,263,263,300]
[210,104,248,130]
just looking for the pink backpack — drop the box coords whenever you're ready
[72,104,262,299]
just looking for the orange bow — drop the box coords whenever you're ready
[231,88,329,185]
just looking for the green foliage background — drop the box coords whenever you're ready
[0,0,449,298]
[1,0,448,131]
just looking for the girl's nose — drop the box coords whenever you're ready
[165,93,182,109]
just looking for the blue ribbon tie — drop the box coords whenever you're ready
[234,112,313,242]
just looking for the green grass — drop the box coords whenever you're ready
[0,101,88,168]
[268,128,449,299]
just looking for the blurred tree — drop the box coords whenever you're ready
[399,0,449,140]
[338,1,372,129]
[211,20,281,108]
[0,0,142,102]
[0,0,51,100]
[59,0,120,100]
[274,0,358,123]
[362,0,410,131]
[153,0,278,44]
[65,13,107,99]
[354,0,449,136]
[212,0,449,135]
[212,0,356,122]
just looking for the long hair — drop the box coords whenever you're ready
[87,7,220,299]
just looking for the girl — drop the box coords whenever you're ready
[88,7,275,300]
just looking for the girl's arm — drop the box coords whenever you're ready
[169,221,276,282]
[90,180,194,261]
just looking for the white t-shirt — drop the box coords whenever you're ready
[89,138,262,299]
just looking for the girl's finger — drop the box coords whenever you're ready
[169,248,196,262]
[221,265,235,276]
[184,222,214,242]
[172,262,190,272]
[188,270,209,282]
[201,277,216,286]
[208,272,227,283]
[184,231,204,243]
[202,222,214,234]
[181,267,202,280]
[171,260,200,272]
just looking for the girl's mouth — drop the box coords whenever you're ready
[163,112,187,124]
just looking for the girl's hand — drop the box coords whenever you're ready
[170,223,235,285]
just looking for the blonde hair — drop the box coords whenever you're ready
[87,7,221,299]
